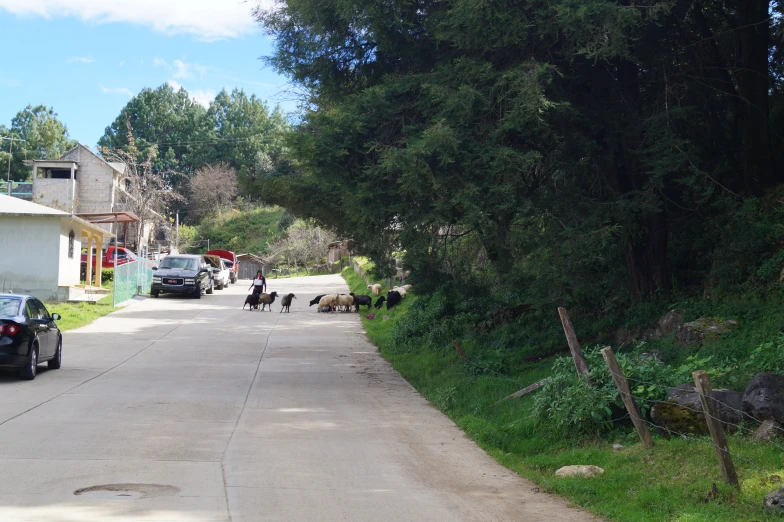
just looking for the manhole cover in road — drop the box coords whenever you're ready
[74,483,180,500]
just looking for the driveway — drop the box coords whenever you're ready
[0,275,598,521]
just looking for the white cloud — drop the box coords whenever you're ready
[118,60,125,67]
[153,57,169,68]
[67,55,94,63]
[166,80,214,108]
[99,83,134,98]
[190,89,216,108]
[0,0,273,41]
[172,59,210,79]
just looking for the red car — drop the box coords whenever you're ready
[206,250,239,283]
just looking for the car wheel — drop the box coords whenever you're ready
[216,281,224,290]
[206,281,214,294]
[48,337,62,370]
[193,285,202,299]
[20,344,38,380]
[151,290,160,298]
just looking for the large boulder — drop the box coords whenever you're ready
[742,373,784,423]
[650,384,742,435]
[675,318,739,346]
[764,486,784,515]
[652,309,683,339]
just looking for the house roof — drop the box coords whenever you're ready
[77,211,139,224]
[57,144,126,176]
[0,193,69,217]
[0,194,112,237]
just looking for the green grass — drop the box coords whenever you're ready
[342,267,784,522]
[193,206,288,255]
[46,295,117,332]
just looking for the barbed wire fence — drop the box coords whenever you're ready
[599,345,783,488]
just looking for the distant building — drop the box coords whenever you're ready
[327,240,351,265]
[29,144,154,250]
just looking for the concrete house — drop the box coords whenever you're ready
[30,144,154,248]
[0,194,111,301]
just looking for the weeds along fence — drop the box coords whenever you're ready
[550,308,784,490]
[113,260,155,306]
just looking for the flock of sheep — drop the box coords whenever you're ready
[242,283,413,314]
[310,283,413,313]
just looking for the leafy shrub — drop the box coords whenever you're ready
[743,335,784,375]
[532,348,677,437]
[101,268,113,286]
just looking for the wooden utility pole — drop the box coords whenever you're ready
[601,347,654,448]
[693,371,739,487]
[558,307,591,380]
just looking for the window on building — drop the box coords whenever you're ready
[49,169,77,179]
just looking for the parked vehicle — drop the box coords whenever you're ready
[151,255,214,299]
[206,249,239,283]
[205,255,231,290]
[0,294,62,380]
[81,245,137,270]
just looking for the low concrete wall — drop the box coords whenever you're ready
[34,178,74,212]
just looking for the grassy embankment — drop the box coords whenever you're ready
[343,265,784,522]
[192,206,288,255]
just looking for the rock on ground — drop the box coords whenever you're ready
[555,465,605,478]
[675,318,738,346]
[650,384,742,435]
[755,420,784,441]
[743,373,784,423]
[764,486,784,514]
[654,309,683,338]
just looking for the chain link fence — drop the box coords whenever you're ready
[113,259,155,306]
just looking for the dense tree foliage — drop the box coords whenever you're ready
[0,105,77,181]
[99,85,290,221]
[253,0,784,309]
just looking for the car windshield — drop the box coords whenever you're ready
[159,257,198,271]
[0,297,22,317]
[223,261,234,268]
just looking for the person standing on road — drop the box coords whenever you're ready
[249,270,266,296]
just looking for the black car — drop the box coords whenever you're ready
[0,294,63,380]
[151,254,214,298]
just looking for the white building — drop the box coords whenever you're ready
[0,194,111,302]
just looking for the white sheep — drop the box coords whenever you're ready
[318,295,338,311]
[367,283,382,296]
[336,294,354,312]
[392,287,407,298]
[401,284,412,291]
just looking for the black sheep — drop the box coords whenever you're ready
[243,294,260,310]
[374,296,386,309]
[350,293,373,312]
[280,293,296,313]
[309,294,326,307]
[386,290,402,310]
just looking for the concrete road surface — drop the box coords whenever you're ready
[0,275,599,521]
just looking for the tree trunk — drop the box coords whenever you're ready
[737,0,777,192]
[606,59,670,298]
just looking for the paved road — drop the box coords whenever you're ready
[0,275,598,521]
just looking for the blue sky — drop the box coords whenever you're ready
[0,1,295,150]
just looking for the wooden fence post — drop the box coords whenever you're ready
[601,347,654,448]
[558,307,591,380]
[692,371,739,487]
